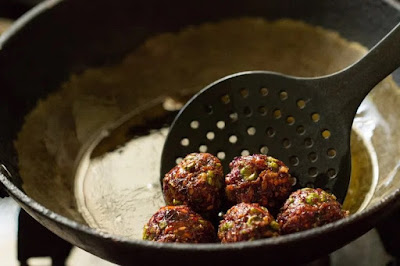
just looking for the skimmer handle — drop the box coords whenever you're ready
[335,21,400,102]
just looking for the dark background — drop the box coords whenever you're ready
[0,0,40,19]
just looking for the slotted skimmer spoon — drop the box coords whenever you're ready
[161,22,400,202]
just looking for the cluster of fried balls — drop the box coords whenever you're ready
[143,153,349,243]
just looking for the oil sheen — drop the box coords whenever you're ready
[16,18,395,239]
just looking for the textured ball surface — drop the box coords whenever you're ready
[225,154,294,209]
[143,205,216,243]
[218,203,280,243]
[277,188,349,234]
[163,153,224,213]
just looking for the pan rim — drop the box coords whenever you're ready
[2,169,400,251]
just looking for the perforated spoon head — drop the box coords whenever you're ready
[161,22,400,203]
[161,71,352,202]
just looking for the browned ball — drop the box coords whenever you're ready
[225,154,295,209]
[163,153,224,213]
[277,188,349,234]
[218,203,280,243]
[143,205,216,243]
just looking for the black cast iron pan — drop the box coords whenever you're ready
[0,0,400,265]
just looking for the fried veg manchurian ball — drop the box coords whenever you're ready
[218,203,280,243]
[163,153,224,213]
[277,188,349,234]
[143,205,216,243]
[225,154,295,209]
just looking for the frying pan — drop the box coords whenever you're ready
[0,0,400,265]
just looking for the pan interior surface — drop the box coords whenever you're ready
[14,18,398,242]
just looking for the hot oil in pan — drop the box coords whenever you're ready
[16,18,388,240]
[70,18,383,239]
[74,95,377,239]
[74,97,181,239]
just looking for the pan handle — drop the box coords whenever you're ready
[376,206,400,260]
